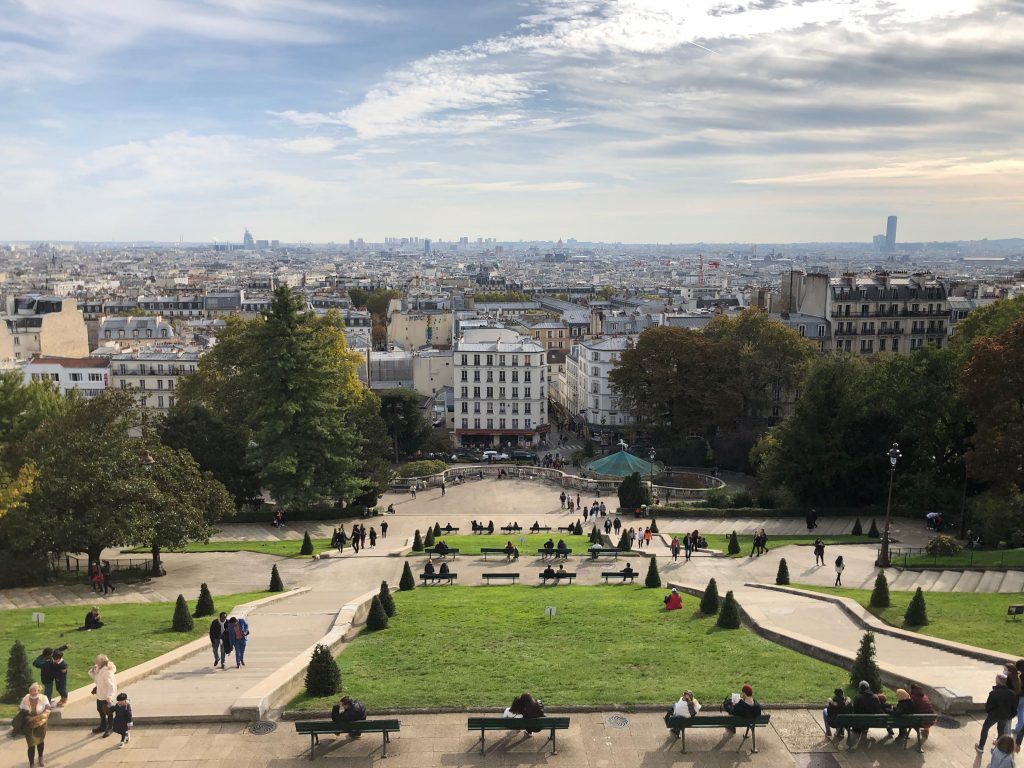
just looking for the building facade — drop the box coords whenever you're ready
[563,336,635,439]
[23,355,111,398]
[108,346,201,413]
[830,274,947,355]
[1,295,89,364]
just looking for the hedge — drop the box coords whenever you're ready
[626,505,920,519]
[227,505,379,523]
[396,460,448,478]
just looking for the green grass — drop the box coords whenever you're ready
[796,585,1024,656]
[289,585,850,711]
[901,549,1024,569]
[698,534,877,558]
[0,590,270,716]
[125,540,337,558]
[420,534,594,556]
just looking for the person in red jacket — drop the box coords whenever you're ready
[664,588,683,611]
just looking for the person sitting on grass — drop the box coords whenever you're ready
[723,685,762,734]
[663,588,682,611]
[331,696,367,737]
[665,690,701,735]
[424,559,435,576]
[504,541,515,561]
[82,607,104,631]
[823,687,851,739]
[542,565,556,580]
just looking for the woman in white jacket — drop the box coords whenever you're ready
[667,691,701,736]
[88,655,117,737]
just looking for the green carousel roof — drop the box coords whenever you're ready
[584,450,659,478]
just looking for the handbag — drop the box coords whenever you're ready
[9,709,27,738]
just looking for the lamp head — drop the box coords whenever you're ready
[888,443,901,468]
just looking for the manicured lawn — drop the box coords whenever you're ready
[421,534,594,556]
[796,585,1024,656]
[125,540,338,558]
[699,534,877,558]
[900,549,1024,569]
[289,585,850,711]
[0,590,270,716]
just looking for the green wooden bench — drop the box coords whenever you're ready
[467,716,571,756]
[538,548,571,560]
[419,572,457,585]
[294,719,401,760]
[481,548,517,561]
[482,572,519,584]
[423,547,459,559]
[588,547,620,560]
[833,713,936,752]
[557,525,576,533]
[500,525,523,534]
[528,526,552,533]
[602,570,636,583]
[540,572,576,584]
[666,714,771,753]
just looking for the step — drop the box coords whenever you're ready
[932,570,963,593]
[952,570,984,592]
[977,570,1005,593]
[999,571,1024,593]
[890,569,924,591]
[913,571,943,592]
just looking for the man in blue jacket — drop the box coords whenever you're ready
[227,616,250,668]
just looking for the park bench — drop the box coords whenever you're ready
[557,525,577,533]
[528,526,553,533]
[467,716,571,756]
[1009,604,1024,619]
[420,572,457,585]
[540,572,576,584]
[424,547,459,560]
[588,547,620,560]
[538,548,571,560]
[500,525,523,533]
[294,719,401,760]
[833,713,936,752]
[482,572,520,584]
[472,524,495,535]
[666,714,771,754]
[480,548,517,561]
[602,570,636,583]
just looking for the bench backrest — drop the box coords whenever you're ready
[468,717,571,729]
[666,715,771,727]
[833,714,935,725]
[483,573,520,577]
[294,719,400,733]
[421,572,457,577]
[602,571,635,576]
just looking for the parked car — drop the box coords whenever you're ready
[454,450,482,462]
[511,450,537,462]
[482,450,510,462]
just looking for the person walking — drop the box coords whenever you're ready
[613,517,621,534]
[19,683,51,767]
[88,654,117,736]
[88,561,103,593]
[671,536,681,562]
[369,527,377,548]
[410,485,416,500]
[111,692,133,747]
[978,673,1018,753]
[352,527,360,553]
[559,492,566,509]
[100,560,116,595]
[814,538,826,566]
[227,616,249,668]
[440,480,446,496]
[576,493,581,509]
[360,526,367,549]
[683,533,692,561]
[644,527,652,547]
[834,556,845,586]
[209,612,230,669]
[380,521,388,539]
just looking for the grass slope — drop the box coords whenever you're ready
[289,585,848,711]
[422,534,593,556]
[126,540,341,558]
[901,549,1024,569]
[698,534,877,558]
[797,584,1024,656]
[0,590,269,716]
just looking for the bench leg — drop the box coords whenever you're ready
[681,729,686,753]
[479,729,486,755]
[549,728,558,755]
[382,729,390,758]
[751,726,757,754]
[916,728,923,753]
[310,733,316,760]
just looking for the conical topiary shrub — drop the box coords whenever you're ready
[717,590,741,629]
[300,530,314,556]
[776,558,790,585]
[399,561,415,591]
[645,556,662,588]
[700,578,720,615]
[618,530,631,550]
[378,580,396,617]
[727,531,740,555]
[868,519,880,538]
[849,631,881,692]
[194,582,215,617]
[870,572,890,608]
[3,640,34,704]
[650,519,659,534]
[172,594,194,632]
[904,587,929,626]
[433,522,442,538]
[366,594,389,631]
[424,528,436,548]
[412,530,424,552]
[852,518,863,536]
[269,564,284,592]
[590,525,600,543]
[305,643,340,697]
[574,520,583,536]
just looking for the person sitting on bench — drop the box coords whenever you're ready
[434,540,450,557]
[848,680,882,746]
[444,523,455,533]
[331,696,367,737]
[665,690,701,735]
[531,521,541,532]
[82,607,104,631]
[556,539,568,554]
[503,692,545,732]
[487,520,495,534]
[439,562,450,576]
[424,559,435,576]
[589,542,601,559]
[542,565,556,579]
[663,588,682,611]
[543,538,555,550]
[723,685,762,733]
[622,563,635,578]
[504,542,515,561]
[556,564,567,576]
[823,687,851,738]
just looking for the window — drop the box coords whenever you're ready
[461,371,468,382]
[487,419,494,429]
[879,339,887,352]
[461,403,468,413]
[512,403,519,414]
[157,396,164,408]
[499,419,506,429]
[486,355,493,366]
[70,373,83,382]
[461,355,468,365]
[104,330,111,339]
[484,371,491,382]
[486,403,493,414]
[460,386,468,397]
[798,325,806,337]
[818,325,825,337]
[593,397,599,409]
[512,419,519,429]
[591,366,599,376]
[486,387,493,398]
[510,371,517,382]
[510,387,516,398]
[474,418,481,429]
[462,418,469,429]
[473,354,480,365]
[592,351,600,361]
[499,355,505,365]
[525,418,532,429]
[139,379,146,389]
[524,403,531,414]
[473,403,480,413]
[157,380,163,390]
[591,383,599,394]
[498,371,505,382]
[524,387,531,398]
[524,371,531,382]
[473,371,481,382]
[512,355,518,366]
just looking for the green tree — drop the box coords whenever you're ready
[399,561,415,591]
[776,558,790,585]
[867,519,880,538]
[366,594,390,631]
[618,530,631,550]
[194,583,215,617]
[852,518,863,536]
[904,587,929,626]
[850,632,881,692]
[727,531,740,555]
[617,472,650,509]
[596,286,616,301]
[870,572,890,608]
[952,294,1024,352]
[172,594,194,632]
[380,388,432,463]
[3,640,33,704]
[717,590,741,629]
[0,370,65,473]
[412,530,424,552]
[700,578,720,615]
[650,519,659,534]
[423,528,435,548]
[573,520,583,535]
[378,580,396,617]
[305,643,341,697]
[644,556,661,588]
[300,531,314,556]
[269,564,284,592]
[589,525,601,544]
[432,522,442,538]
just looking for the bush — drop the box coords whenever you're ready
[366,595,390,631]
[650,519,659,534]
[378,581,396,617]
[731,489,754,508]
[717,590,741,629]
[849,631,881,692]
[700,578,720,615]
[867,519,880,538]
[399,561,416,591]
[424,528,436,548]
[412,530,424,552]
[618,530,632,550]
[870,572,890,608]
[925,535,962,557]
[396,460,447,478]
[852,518,863,536]
[433,522,442,538]
[574,521,583,536]
[589,525,601,544]
[701,487,733,508]
[727,531,740,555]
[905,587,929,626]
[645,556,661,588]
[305,643,341,697]
[775,558,790,585]
[617,471,650,509]
[300,531,314,556]
[194,583,215,617]
[269,564,284,592]
[172,594,194,632]
[3,640,33,704]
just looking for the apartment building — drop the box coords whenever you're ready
[453,328,548,449]
[108,345,202,413]
[1,295,89,364]
[98,315,176,344]
[830,274,948,355]
[23,355,111,398]
[562,336,635,439]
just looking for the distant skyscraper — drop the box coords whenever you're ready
[885,216,897,251]
[424,238,431,255]
[243,229,255,248]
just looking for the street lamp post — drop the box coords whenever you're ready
[876,443,902,568]
[648,448,656,502]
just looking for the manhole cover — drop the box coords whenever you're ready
[935,716,961,729]
[607,714,630,728]
[249,721,278,735]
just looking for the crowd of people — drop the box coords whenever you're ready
[330,523,384,553]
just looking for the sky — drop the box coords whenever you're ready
[1,0,1022,244]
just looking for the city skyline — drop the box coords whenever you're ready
[2,0,1023,243]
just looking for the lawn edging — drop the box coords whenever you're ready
[50,588,309,726]
[280,702,822,719]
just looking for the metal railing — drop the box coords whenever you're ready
[53,554,155,578]
[884,546,1022,569]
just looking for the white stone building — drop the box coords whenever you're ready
[23,355,111,398]
[563,336,636,438]
[108,345,202,413]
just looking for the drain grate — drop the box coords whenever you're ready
[607,714,630,728]
[249,721,278,736]
[935,715,961,729]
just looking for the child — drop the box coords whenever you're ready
[111,692,133,747]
